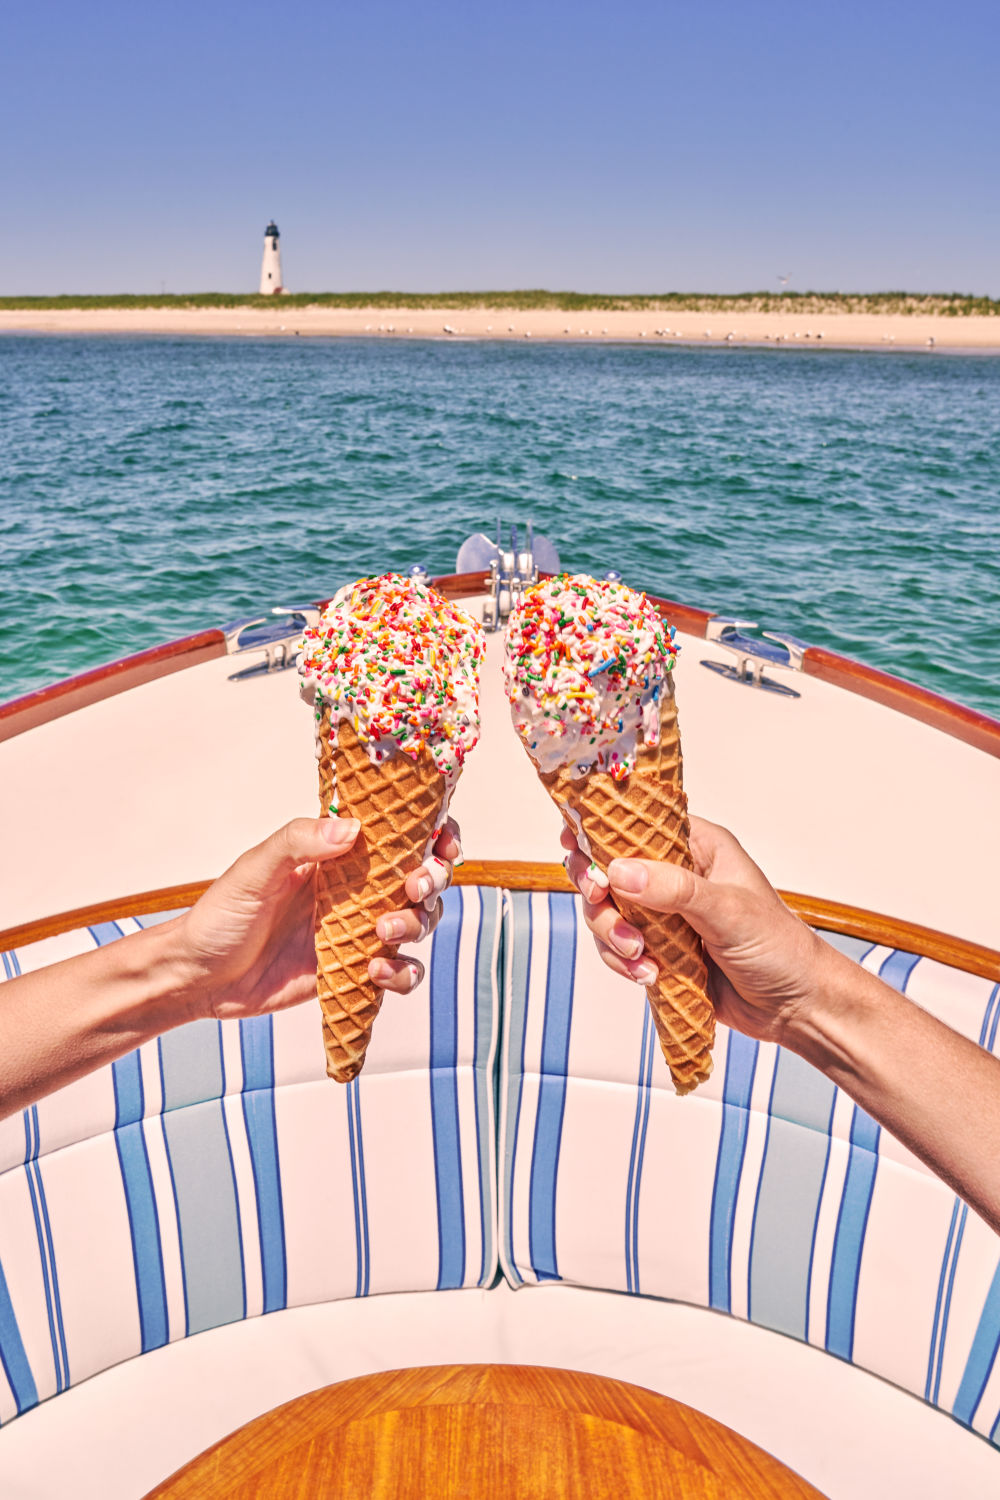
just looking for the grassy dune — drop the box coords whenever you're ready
[1,290,997,316]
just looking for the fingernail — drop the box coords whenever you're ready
[610,922,643,960]
[407,960,424,988]
[586,862,610,891]
[608,859,647,894]
[323,817,360,843]
[634,959,658,983]
[378,916,404,941]
[452,845,465,868]
[414,875,433,901]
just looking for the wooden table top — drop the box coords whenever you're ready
[145,1363,828,1499]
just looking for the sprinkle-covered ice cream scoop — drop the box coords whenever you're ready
[503,573,678,780]
[299,572,485,787]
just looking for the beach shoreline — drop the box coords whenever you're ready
[2,305,999,350]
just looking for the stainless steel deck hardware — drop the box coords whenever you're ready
[454,522,560,630]
[482,522,540,632]
[225,606,320,681]
[701,618,805,698]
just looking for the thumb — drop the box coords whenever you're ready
[223,816,361,893]
[269,815,361,866]
[607,857,727,945]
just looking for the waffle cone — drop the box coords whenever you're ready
[538,687,714,1094]
[314,711,448,1082]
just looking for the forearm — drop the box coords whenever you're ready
[0,920,197,1121]
[785,953,1000,1234]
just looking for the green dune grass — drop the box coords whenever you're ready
[1,290,997,315]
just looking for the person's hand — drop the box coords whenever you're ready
[561,816,831,1047]
[172,816,463,1023]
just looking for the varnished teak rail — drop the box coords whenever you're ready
[2,861,997,983]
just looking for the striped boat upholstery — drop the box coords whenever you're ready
[0,886,501,1426]
[498,890,1000,1449]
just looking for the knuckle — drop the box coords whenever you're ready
[279,818,312,857]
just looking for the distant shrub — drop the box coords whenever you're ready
[1,290,996,315]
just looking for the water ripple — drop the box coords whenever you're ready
[1,336,998,717]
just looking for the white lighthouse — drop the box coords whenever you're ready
[259,220,285,295]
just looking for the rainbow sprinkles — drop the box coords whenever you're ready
[298,573,485,795]
[503,573,678,780]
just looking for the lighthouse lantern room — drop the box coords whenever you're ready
[259,221,285,295]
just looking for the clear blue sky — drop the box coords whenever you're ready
[3,0,998,295]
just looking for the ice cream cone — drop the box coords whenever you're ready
[539,683,713,1094]
[314,712,447,1082]
[299,573,485,1083]
[504,573,714,1094]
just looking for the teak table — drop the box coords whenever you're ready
[144,1363,828,1498]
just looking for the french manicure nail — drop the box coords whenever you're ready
[608,859,647,895]
[414,875,433,901]
[633,959,658,984]
[408,961,424,988]
[379,916,404,941]
[587,862,610,890]
[610,923,643,960]
[323,817,360,843]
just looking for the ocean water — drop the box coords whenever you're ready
[2,335,998,717]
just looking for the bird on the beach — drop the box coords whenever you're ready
[927,337,935,347]
[508,325,515,332]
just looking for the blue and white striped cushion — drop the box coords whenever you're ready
[0,886,501,1426]
[498,890,1000,1448]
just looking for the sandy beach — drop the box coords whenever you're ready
[2,305,999,350]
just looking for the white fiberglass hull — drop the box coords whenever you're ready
[0,596,997,950]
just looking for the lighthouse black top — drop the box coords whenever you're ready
[265,221,279,239]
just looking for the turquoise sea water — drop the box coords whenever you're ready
[2,335,998,717]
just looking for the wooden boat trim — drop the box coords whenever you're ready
[0,629,227,743]
[3,862,998,982]
[1,572,997,757]
[641,590,1000,760]
[798,645,1000,759]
